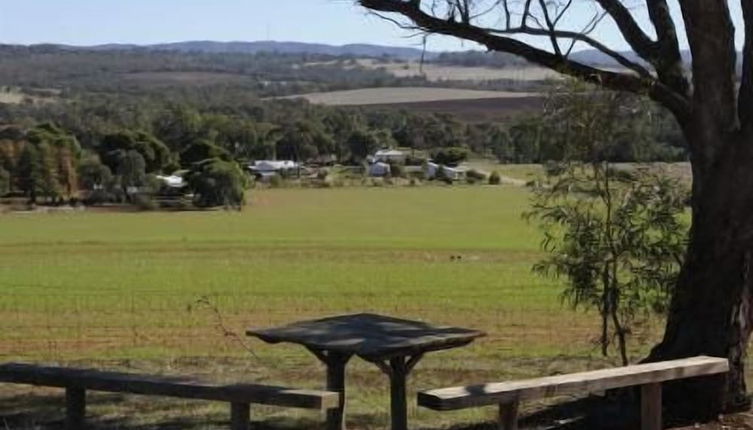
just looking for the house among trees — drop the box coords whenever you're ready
[373,149,405,164]
[247,160,299,179]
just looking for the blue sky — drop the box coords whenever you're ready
[0,0,745,52]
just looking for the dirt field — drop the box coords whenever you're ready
[309,59,563,82]
[365,95,544,122]
[282,86,538,105]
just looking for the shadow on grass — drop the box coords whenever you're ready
[416,395,641,430]
[0,392,331,430]
[5,392,711,430]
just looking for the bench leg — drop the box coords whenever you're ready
[65,387,86,430]
[230,402,250,430]
[641,383,662,430]
[499,400,519,430]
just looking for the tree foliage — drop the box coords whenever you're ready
[528,165,687,365]
[187,158,248,209]
[100,130,171,174]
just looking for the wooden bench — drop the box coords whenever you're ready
[417,356,729,430]
[0,363,339,430]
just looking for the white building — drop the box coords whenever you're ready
[156,174,187,189]
[425,162,466,181]
[249,160,299,173]
[374,149,406,164]
[368,162,392,177]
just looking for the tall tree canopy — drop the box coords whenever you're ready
[357,0,753,420]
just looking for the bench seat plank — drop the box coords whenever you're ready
[0,363,338,410]
[418,356,729,411]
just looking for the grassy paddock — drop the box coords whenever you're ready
[1,186,665,429]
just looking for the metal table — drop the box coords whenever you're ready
[247,313,484,430]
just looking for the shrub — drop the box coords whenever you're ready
[467,169,487,182]
[489,171,502,185]
[431,147,469,166]
[132,193,158,211]
[0,167,9,196]
[268,174,283,188]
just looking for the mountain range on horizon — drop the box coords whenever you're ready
[3,39,712,68]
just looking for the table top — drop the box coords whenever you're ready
[247,313,485,360]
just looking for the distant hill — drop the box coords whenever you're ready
[569,49,692,67]
[571,48,744,74]
[48,40,438,61]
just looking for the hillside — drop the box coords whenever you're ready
[30,40,437,61]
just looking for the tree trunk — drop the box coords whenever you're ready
[647,128,753,419]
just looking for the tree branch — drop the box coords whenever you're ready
[483,25,652,78]
[537,0,562,56]
[358,0,690,118]
[593,0,655,62]
[646,0,689,96]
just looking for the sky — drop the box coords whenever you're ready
[0,0,745,52]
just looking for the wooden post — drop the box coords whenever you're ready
[65,387,86,430]
[641,383,662,430]
[326,352,350,430]
[498,400,519,430]
[389,357,408,430]
[230,402,250,430]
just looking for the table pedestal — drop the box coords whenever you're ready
[371,354,424,430]
[309,348,352,430]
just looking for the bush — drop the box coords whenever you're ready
[132,193,158,211]
[0,167,9,196]
[388,162,405,178]
[431,147,469,166]
[268,174,283,188]
[467,169,487,182]
[405,155,425,166]
[489,171,502,185]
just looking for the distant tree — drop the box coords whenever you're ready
[17,144,42,203]
[180,138,232,167]
[100,131,171,174]
[27,123,81,201]
[187,158,248,209]
[117,150,147,199]
[347,130,381,162]
[277,120,333,161]
[78,152,113,191]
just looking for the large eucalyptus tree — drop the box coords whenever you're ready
[357,0,753,419]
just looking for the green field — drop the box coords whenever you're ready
[0,186,661,429]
